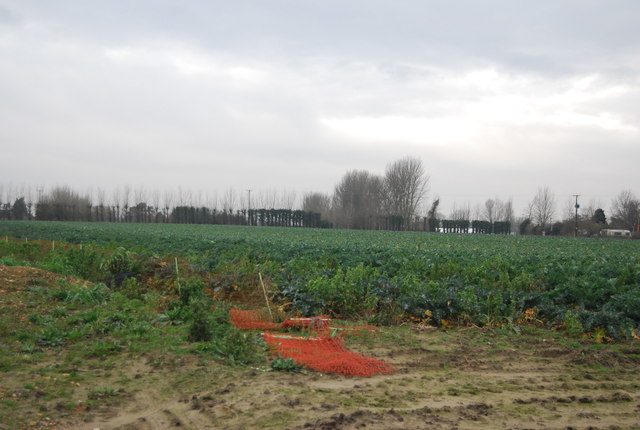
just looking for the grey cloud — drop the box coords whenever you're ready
[1,1,639,217]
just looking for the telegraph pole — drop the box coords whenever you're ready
[246,189,252,226]
[573,194,580,237]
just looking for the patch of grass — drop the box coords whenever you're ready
[15,331,33,341]
[52,306,69,318]
[85,339,123,358]
[37,326,67,347]
[0,315,11,338]
[28,312,44,324]
[0,356,13,371]
[20,342,38,353]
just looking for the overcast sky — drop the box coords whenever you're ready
[1,1,639,216]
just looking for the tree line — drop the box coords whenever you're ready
[1,161,638,236]
[0,186,329,228]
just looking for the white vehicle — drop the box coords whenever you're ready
[600,229,632,238]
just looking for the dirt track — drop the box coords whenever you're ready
[73,327,640,429]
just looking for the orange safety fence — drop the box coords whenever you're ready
[281,316,331,330]
[229,309,280,330]
[230,309,378,335]
[230,308,393,377]
[263,332,394,377]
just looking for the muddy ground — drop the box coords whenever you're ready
[1,265,639,429]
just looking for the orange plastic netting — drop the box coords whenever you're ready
[229,308,393,377]
[229,309,281,330]
[229,309,377,334]
[263,332,394,377]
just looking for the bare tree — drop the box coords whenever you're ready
[36,186,91,221]
[121,185,132,222]
[531,186,556,231]
[333,170,384,229]
[610,190,639,231]
[111,187,121,221]
[502,198,514,225]
[206,191,218,212]
[450,202,471,221]
[279,189,298,210]
[483,199,496,223]
[302,192,331,217]
[256,188,278,209]
[95,187,107,222]
[383,156,429,230]
[163,189,174,221]
[222,188,236,213]
[582,198,602,220]
[176,186,193,207]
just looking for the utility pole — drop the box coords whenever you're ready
[573,194,580,237]
[246,189,252,226]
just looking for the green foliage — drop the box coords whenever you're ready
[119,277,145,300]
[187,295,215,342]
[563,311,584,338]
[207,325,264,366]
[271,356,304,373]
[190,301,264,366]
[302,263,380,317]
[85,339,123,358]
[179,279,208,307]
[2,221,640,338]
[100,247,140,287]
[88,387,120,400]
[37,326,67,347]
[53,282,110,307]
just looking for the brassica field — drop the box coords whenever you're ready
[1,221,639,338]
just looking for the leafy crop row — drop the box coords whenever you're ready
[1,221,639,338]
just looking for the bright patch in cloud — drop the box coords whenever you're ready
[320,115,480,144]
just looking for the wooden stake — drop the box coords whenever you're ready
[258,272,273,321]
[175,257,181,294]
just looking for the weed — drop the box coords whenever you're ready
[0,356,12,371]
[188,296,215,342]
[37,326,67,347]
[52,307,69,318]
[119,277,145,300]
[101,247,140,287]
[159,307,189,324]
[564,311,584,338]
[88,387,120,400]
[28,313,44,324]
[67,327,89,341]
[86,339,123,358]
[191,302,265,366]
[62,283,110,306]
[20,342,38,353]
[271,357,304,373]
[15,332,33,341]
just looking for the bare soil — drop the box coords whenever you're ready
[1,265,640,429]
